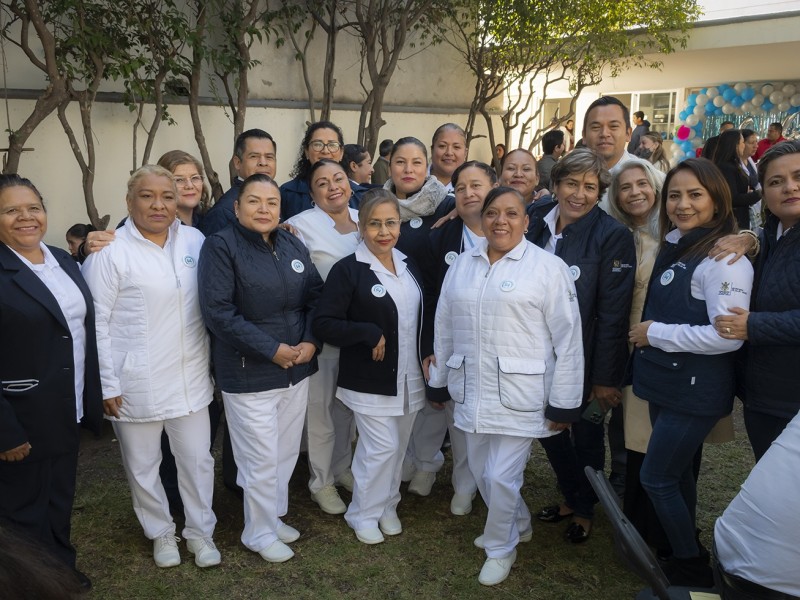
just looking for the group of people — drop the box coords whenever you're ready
[1,95,798,596]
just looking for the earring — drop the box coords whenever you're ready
[524,229,528,234]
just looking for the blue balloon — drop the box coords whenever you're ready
[715,107,724,116]
[679,110,689,121]
[705,103,715,114]
[790,106,800,115]
[687,93,698,106]
[722,88,736,101]
[741,88,755,101]
[682,140,693,152]
[700,88,708,95]
[762,100,774,112]
[695,122,704,133]
[718,84,730,92]
[731,97,744,108]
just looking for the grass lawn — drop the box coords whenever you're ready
[72,404,755,599]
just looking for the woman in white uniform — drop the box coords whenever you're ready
[82,165,220,569]
[313,189,430,545]
[429,186,584,586]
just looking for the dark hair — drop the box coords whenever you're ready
[379,139,394,157]
[157,149,211,214]
[431,123,466,147]
[713,129,743,165]
[342,144,369,178]
[290,121,344,180]
[358,188,400,235]
[236,173,280,204]
[451,160,498,189]
[550,147,611,197]
[659,158,737,257]
[542,130,565,155]
[0,527,82,598]
[741,128,757,142]
[234,129,275,160]
[500,148,537,169]
[0,174,44,205]
[757,139,800,188]
[768,122,783,133]
[66,223,95,238]
[583,96,631,134]
[720,121,735,130]
[390,137,428,162]
[701,136,718,160]
[633,111,645,120]
[480,185,526,214]
[307,158,350,204]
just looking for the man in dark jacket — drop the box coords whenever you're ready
[627,111,650,153]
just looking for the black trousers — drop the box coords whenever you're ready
[0,441,79,569]
[743,408,792,462]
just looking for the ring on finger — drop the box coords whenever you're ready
[725,327,731,334]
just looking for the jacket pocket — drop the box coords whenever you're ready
[2,379,39,393]
[446,354,466,404]
[497,357,545,412]
[637,347,685,370]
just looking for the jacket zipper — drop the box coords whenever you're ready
[168,231,191,413]
[269,239,292,387]
[473,261,494,432]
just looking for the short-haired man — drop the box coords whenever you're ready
[719,121,735,133]
[372,138,393,185]
[753,122,786,161]
[537,129,565,191]
[200,129,277,236]
[627,111,650,153]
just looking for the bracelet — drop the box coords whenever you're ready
[738,229,760,258]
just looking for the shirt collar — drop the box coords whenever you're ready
[473,236,528,261]
[355,241,408,276]
[544,204,561,239]
[10,241,59,270]
[313,204,360,230]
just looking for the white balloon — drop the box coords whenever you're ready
[722,103,735,115]
[713,96,726,107]
[693,105,705,116]
[778,101,791,112]
[751,106,764,116]
[706,87,719,98]
[783,84,797,96]
[770,91,785,104]
[695,93,709,106]
[762,84,774,96]
[734,82,747,92]
[685,114,699,126]
[741,102,753,113]
[687,128,696,140]
[692,137,703,147]
[751,94,764,107]
[791,93,800,107]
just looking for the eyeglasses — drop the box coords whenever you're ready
[366,219,400,231]
[174,175,204,187]
[308,141,342,153]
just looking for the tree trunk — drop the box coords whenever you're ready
[320,0,338,122]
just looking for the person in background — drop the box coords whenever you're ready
[201,129,277,236]
[494,143,506,165]
[564,119,576,152]
[313,190,430,546]
[0,175,103,592]
[372,139,393,186]
[499,148,548,206]
[342,143,374,189]
[637,132,671,174]
[428,186,583,586]
[715,140,800,462]
[719,121,735,134]
[538,130,566,191]
[753,122,787,161]
[287,159,361,516]
[199,174,322,564]
[629,158,753,587]
[712,130,761,230]
[429,123,468,193]
[157,150,210,229]
[82,165,220,570]
[628,111,651,154]
[740,129,760,191]
[65,223,95,261]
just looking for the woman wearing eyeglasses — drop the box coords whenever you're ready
[281,121,357,221]
[313,189,431,545]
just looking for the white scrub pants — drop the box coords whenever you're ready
[446,401,478,496]
[222,379,308,552]
[306,355,354,493]
[347,409,418,531]
[465,431,533,559]
[113,407,216,541]
[403,401,446,473]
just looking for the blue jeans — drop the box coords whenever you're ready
[640,404,719,558]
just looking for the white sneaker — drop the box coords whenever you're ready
[277,522,300,544]
[311,485,347,514]
[450,492,476,515]
[354,527,384,545]
[186,537,221,568]
[153,535,181,568]
[474,529,532,549]
[334,470,355,493]
[401,461,416,483]
[378,515,402,536]
[408,470,436,496]
[478,550,517,586]
[258,540,294,563]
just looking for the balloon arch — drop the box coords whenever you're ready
[672,81,800,162]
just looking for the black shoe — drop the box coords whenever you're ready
[536,505,574,523]
[73,570,92,593]
[564,521,591,543]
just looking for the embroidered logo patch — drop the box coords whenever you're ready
[569,265,581,281]
[660,269,674,286]
[444,251,458,266]
[719,281,731,296]
[500,280,516,292]
[371,284,386,298]
[183,256,196,268]
[409,217,423,229]
[291,259,305,273]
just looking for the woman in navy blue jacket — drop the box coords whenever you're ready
[199,174,323,564]
[313,189,431,546]
[715,141,800,461]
